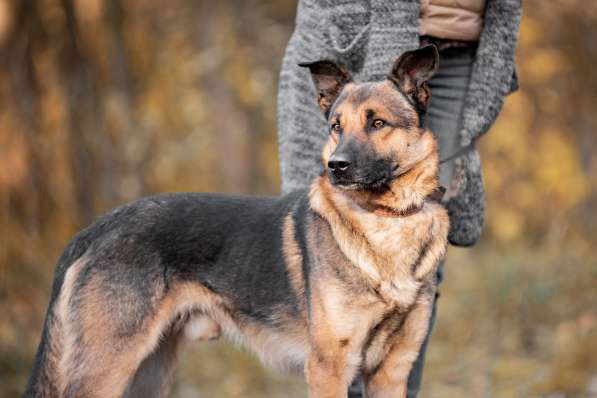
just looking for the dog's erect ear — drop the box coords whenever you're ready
[299,61,352,117]
[388,45,439,112]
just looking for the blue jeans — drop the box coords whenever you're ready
[348,46,475,398]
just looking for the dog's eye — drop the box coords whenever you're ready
[331,123,341,133]
[372,119,385,129]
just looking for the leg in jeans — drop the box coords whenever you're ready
[406,46,475,398]
[347,46,475,398]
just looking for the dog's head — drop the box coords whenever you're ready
[300,45,440,195]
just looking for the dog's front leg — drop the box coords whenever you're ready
[306,344,353,398]
[363,288,435,398]
[305,282,370,398]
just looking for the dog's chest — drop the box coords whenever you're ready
[361,211,432,263]
[310,187,439,306]
[334,208,435,306]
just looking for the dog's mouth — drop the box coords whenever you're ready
[330,168,395,192]
[333,179,388,192]
[329,163,412,192]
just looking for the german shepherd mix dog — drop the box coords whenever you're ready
[25,45,448,398]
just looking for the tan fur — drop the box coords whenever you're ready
[54,256,87,395]
[283,214,307,318]
[234,310,309,373]
[363,291,435,398]
[306,266,387,398]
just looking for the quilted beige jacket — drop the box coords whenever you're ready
[420,0,487,41]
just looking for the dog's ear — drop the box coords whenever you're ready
[388,45,439,112]
[299,60,352,117]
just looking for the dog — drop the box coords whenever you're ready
[24,45,449,398]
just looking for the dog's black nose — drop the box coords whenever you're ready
[328,154,351,173]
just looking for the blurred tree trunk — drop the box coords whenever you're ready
[104,0,151,200]
[1,0,44,238]
[60,0,110,224]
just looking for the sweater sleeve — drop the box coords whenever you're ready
[459,0,522,146]
[360,0,420,81]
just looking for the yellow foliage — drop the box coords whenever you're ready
[521,48,567,85]
[533,129,591,210]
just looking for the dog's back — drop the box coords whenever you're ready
[24,191,311,397]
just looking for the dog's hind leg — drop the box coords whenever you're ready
[24,256,90,398]
[123,326,184,398]
[124,314,221,398]
[26,252,219,398]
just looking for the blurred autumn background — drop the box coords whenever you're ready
[0,0,595,397]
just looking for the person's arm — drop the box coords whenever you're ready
[459,0,522,146]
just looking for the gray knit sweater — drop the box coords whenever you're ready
[277,0,521,246]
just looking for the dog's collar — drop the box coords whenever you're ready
[359,202,423,217]
[357,187,446,218]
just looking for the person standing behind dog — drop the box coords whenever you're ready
[277,0,521,397]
